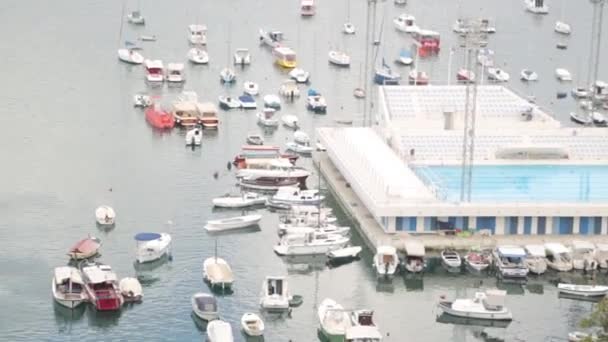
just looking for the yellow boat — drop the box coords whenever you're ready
[273,47,297,68]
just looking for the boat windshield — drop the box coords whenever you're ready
[195,297,217,312]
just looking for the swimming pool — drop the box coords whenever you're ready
[417,165,608,202]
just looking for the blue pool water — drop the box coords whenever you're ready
[419,165,608,202]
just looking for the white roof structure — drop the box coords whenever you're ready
[524,244,546,257]
[346,326,383,340]
[82,265,118,284]
[496,246,525,257]
[54,266,84,284]
[377,245,397,255]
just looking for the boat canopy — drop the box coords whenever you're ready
[194,294,217,311]
[404,240,425,257]
[572,240,595,252]
[82,265,118,283]
[377,245,397,255]
[346,326,383,340]
[54,266,84,284]
[524,244,546,257]
[496,246,525,257]
[545,242,570,255]
[134,232,162,241]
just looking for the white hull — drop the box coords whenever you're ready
[241,313,265,336]
[438,302,512,321]
[137,247,170,263]
[187,48,209,64]
[212,195,266,208]
[119,277,143,302]
[118,49,144,64]
[205,214,262,231]
[203,258,234,289]
[136,233,172,263]
[281,115,299,128]
[95,206,116,226]
[274,238,349,256]
[244,82,259,96]
[191,293,219,321]
[185,129,203,146]
[328,246,362,259]
[558,284,608,297]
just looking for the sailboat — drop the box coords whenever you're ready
[203,239,235,290]
[117,0,144,64]
[127,0,145,25]
[220,40,236,83]
[353,63,366,98]
[554,0,571,35]
[373,5,400,85]
[343,0,355,34]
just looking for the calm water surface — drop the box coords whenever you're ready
[1,0,607,341]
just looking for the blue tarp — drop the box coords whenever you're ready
[134,232,162,241]
[238,94,254,103]
[307,89,320,97]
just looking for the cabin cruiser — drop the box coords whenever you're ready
[185,127,203,146]
[348,310,383,342]
[279,79,300,98]
[192,292,219,321]
[307,89,327,113]
[134,232,172,263]
[318,298,351,342]
[596,244,608,268]
[524,244,548,275]
[404,241,425,273]
[172,100,202,127]
[289,68,310,83]
[144,59,164,82]
[393,14,419,33]
[81,262,123,311]
[68,236,102,260]
[271,186,323,205]
[259,29,284,48]
[187,47,209,64]
[188,24,207,45]
[492,246,528,280]
[438,289,512,321]
[544,243,573,272]
[260,276,290,311]
[300,0,315,16]
[257,108,279,127]
[373,246,399,278]
[52,266,87,308]
[273,46,297,68]
[166,63,185,83]
[145,103,175,129]
[244,81,259,96]
[280,205,336,225]
[203,257,234,290]
[119,277,143,302]
[233,48,251,65]
[571,240,598,271]
[236,158,309,183]
[233,145,298,167]
[95,205,116,226]
[525,0,549,14]
[274,231,349,256]
[328,50,351,67]
[218,95,240,110]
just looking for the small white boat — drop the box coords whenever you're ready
[464,250,492,272]
[166,63,185,83]
[144,59,164,82]
[220,68,236,83]
[545,243,574,272]
[119,277,143,302]
[218,96,241,110]
[556,68,572,81]
[394,0,407,5]
[133,93,151,107]
[328,50,351,67]
[456,69,475,83]
[307,89,327,113]
[525,0,549,14]
[95,205,116,226]
[187,48,209,64]
[134,232,172,263]
[286,142,313,154]
[259,29,284,48]
[348,310,383,342]
[127,11,145,25]
[520,69,538,81]
[572,87,590,98]
[289,68,310,83]
[278,225,350,238]
[408,70,429,85]
[438,289,512,321]
[441,249,462,270]
[188,24,207,45]
[373,245,399,278]
[281,114,299,129]
[241,313,264,336]
[593,112,607,126]
[596,244,608,268]
[257,108,279,127]
[487,67,510,82]
[404,241,426,273]
[396,48,413,65]
[68,236,102,260]
[558,283,608,297]
[343,22,356,34]
[139,35,156,41]
[318,298,351,342]
[568,331,596,342]
[118,48,144,64]
[274,231,349,256]
[353,87,366,98]
[279,80,300,98]
[191,292,219,321]
[328,246,362,261]
[52,266,87,308]
[263,94,281,109]
[524,244,548,275]
[206,320,234,342]
[233,48,251,65]
[246,133,264,145]
[203,257,235,289]
[555,21,571,35]
[293,131,310,144]
[238,94,257,109]
[243,81,259,96]
[570,112,592,125]
[212,192,266,208]
[205,214,262,231]
[393,14,419,33]
[260,276,290,311]
[571,240,598,271]
[185,127,203,146]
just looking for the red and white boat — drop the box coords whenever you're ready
[456,69,476,83]
[197,102,219,129]
[300,0,315,16]
[81,263,123,311]
[233,146,298,167]
[144,59,164,82]
[68,236,102,260]
[412,29,440,57]
[145,103,175,129]
[408,70,429,85]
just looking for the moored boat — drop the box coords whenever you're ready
[191,292,219,321]
[545,242,574,272]
[239,176,301,191]
[203,256,235,290]
[197,102,219,129]
[206,320,234,342]
[52,266,88,308]
[328,246,362,262]
[257,108,279,127]
[185,127,203,146]
[212,192,267,208]
[570,112,592,125]
[145,104,175,129]
[404,241,425,273]
[272,186,323,205]
[241,313,264,336]
[373,246,399,278]
[68,236,102,260]
[218,95,241,110]
[318,298,351,342]
[260,276,290,311]
[134,232,172,263]
[259,29,284,48]
[438,289,512,321]
[274,231,349,256]
[119,277,143,302]
[204,214,262,231]
[464,250,492,273]
[188,24,207,45]
[187,47,209,64]
[95,205,116,226]
[558,283,608,297]
[81,262,123,311]
[524,244,548,275]
[571,240,598,271]
[244,81,259,96]
[441,249,462,271]
[144,59,164,82]
[492,246,528,280]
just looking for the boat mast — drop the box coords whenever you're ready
[118,0,127,47]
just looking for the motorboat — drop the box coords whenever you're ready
[278,225,350,238]
[493,246,528,280]
[260,276,290,311]
[348,310,383,342]
[212,192,266,208]
[233,48,251,65]
[241,313,264,336]
[218,96,241,110]
[545,243,573,272]
[238,94,257,109]
[197,102,219,129]
[279,79,301,98]
[118,48,144,64]
[185,127,203,146]
[257,108,279,127]
[464,250,492,273]
[328,50,351,67]
[203,256,235,290]
[394,0,407,4]
[68,236,102,260]
[438,289,512,321]
[293,131,310,145]
[281,205,336,223]
[172,99,202,127]
[133,93,151,107]
[596,244,608,268]
[374,62,401,85]
[570,112,592,125]
[287,141,313,154]
[597,112,608,126]
[572,87,590,98]
[409,70,429,85]
[95,205,116,226]
[343,22,356,34]
[524,244,548,275]
[246,133,264,145]
[144,59,164,82]
[456,69,475,83]
[166,63,185,83]
[373,246,399,278]
[263,94,281,109]
[353,87,366,98]
[206,320,234,342]
[441,249,462,271]
[191,292,219,321]
[555,21,571,34]
[272,186,323,205]
[487,67,510,82]
[556,68,572,81]
[52,266,87,308]
[239,176,301,191]
[393,14,419,33]
[318,298,351,342]
[145,104,175,129]
[520,69,538,81]
[187,47,209,64]
[453,19,468,34]
[571,240,598,271]
[328,246,362,262]
[477,48,495,67]
[188,24,207,45]
[81,262,123,311]
[220,68,236,83]
[307,89,327,113]
[289,68,310,83]
[204,214,262,231]
[404,241,425,273]
[281,114,299,129]
[259,29,284,48]
[557,42,568,49]
[119,277,143,302]
[593,80,608,101]
[558,283,608,297]
[317,142,326,152]
[243,81,259,96]
[300,0,315,16]
[273,46,297,68]
[127,11,145,25]
[396,48,413,65]
[480,18,497,33]
[134,232,172,263]
[274,231,349,256]
[525,0,549,14]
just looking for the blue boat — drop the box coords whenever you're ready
[397,48,413,65]
[374,59,401,85]
[238,94,257,109]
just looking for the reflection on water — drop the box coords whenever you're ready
[525,282,545,294]
[86,307,122,328]
[435,313,511,329]
[403,274,424,291]
[375,280,395,293]
[282,255,327,275]
[191,312,208,333]
[133,254,173,286]
[496,281,525,295]
[53,301,86,333]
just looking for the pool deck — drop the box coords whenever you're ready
[314,152,608,254]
